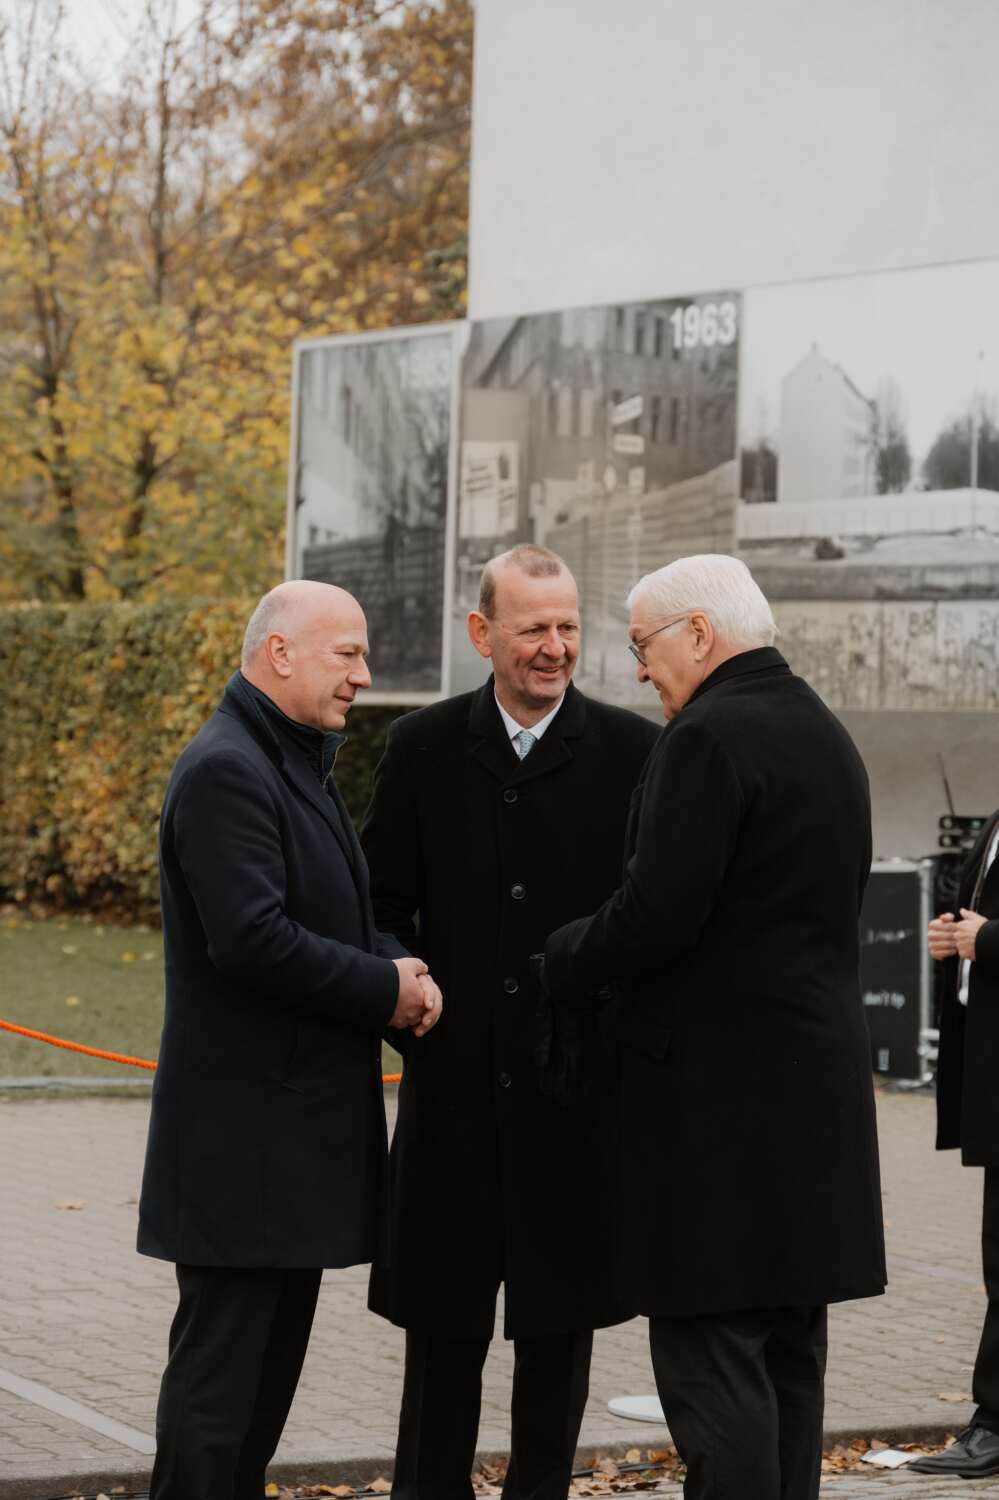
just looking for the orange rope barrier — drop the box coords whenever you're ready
[0,1018,402,1083]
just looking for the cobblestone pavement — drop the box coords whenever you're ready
[0,1086,990,1497]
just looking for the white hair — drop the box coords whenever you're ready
[626,554,778,647]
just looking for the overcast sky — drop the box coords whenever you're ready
[739,257,999,463]
[0,0,198,88]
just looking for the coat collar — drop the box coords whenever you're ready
[219,672,360,877]
[467,676,586,786]
[685,646,791,710]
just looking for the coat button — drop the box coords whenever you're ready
[511,882,527,900]
[503,788,518,804]
[503,976,519,994]
[498,1071,512,1088]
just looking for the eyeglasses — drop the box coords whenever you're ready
[628,613,689,666]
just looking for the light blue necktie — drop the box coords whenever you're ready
[513,729,537,760]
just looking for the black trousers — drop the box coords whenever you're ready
[391,1326,593,1500]
[649,1305,828,1500]
[150,1263,322,1500]
[974,1167,999,1432]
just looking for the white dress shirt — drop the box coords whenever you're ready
[959,823,999,1005]
[494,689,565,747]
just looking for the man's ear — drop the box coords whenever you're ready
[265,631,293,678]
[467,611,494,661]
[689,611,714,662]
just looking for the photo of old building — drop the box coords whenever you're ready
[736,257,999,710]
[290,327,458,696]
[451,295,740,699]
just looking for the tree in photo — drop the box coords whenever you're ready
[924,400,999,494]
[872,377,912,495]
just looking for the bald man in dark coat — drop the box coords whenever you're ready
[138,582,439,1500]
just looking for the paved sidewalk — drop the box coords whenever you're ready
[0,1086,990,1497]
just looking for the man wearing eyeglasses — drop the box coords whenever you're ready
[361,544,659,1499]
[536,553,885,1500]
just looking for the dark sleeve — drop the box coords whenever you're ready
[172,753,398,1031]
[360,720,424,958]
[544,717,743,999]
[374,927,411,962]
[974,919,999,971]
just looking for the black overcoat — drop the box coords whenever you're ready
[137,673,406,1270]
[545,648,886,1318]
[935,809,999,1167]
[361,679,659,1339]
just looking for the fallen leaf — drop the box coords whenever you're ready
[55,1199,86,1210]
[367,1482,392,1495]
[65,994,81,1006]
[61,944,78,954]
[264,1486,279,1498]
[120,951,137,963]
[937,1391,974,1402]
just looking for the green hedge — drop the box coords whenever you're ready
[0,601,406,921]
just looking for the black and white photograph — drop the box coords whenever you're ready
[449,295,741,701]
[736,258,999,711]
[288,326,458,697]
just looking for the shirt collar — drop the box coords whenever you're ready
[494,687,566,745]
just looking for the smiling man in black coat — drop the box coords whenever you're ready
[138,580,441,1500]
[539,554,885,1500]
[361,544,659,1500]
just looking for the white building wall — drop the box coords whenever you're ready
[778,350,873,505]
[468,0,999,321]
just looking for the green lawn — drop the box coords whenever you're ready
[0,912,402,1082]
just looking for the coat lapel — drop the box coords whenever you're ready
[279,756,358,875]
[467,679,586,787]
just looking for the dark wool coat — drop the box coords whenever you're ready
[935,809,999,1167]
[137,673,407,1270]
[545,648,887,1318]
[361,679,659,1339]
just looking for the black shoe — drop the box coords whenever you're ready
[908,1425,999,1477]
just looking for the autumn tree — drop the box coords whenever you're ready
[0,0,471,603]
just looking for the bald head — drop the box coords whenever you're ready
[241,580,359,670]
[241,580,371,731]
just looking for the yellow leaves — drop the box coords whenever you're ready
[65,994,80,1006]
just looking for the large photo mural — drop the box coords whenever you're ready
[289,256,999,712]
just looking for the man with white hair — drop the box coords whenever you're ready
[537,554,886,1500]
[138,580,442,1500]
